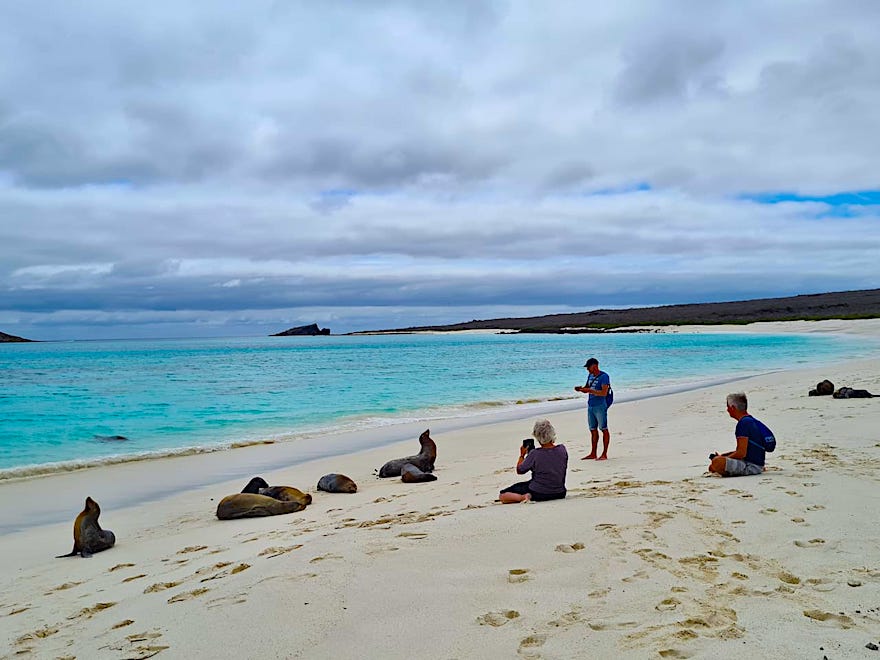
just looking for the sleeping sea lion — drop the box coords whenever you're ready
[258,486,312,506]
[378,429,437,478]
[808,380,835,396]
[56,497,116,558]
[400,463,438,483]
[833,387,875,399]
[317,473,358,493]
[241,476,270,493]
[216,493,308,520]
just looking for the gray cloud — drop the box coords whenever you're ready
[1,1,880,338]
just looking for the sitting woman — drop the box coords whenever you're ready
[499,419,568,503]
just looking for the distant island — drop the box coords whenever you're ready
[271,323,330,336]
[0,331,32,343]
[355,288,880,334]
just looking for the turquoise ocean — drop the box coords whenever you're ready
[1,331,876,477]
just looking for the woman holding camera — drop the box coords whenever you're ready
[499,419,568,503]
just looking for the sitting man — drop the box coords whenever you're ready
[709,392,776,477]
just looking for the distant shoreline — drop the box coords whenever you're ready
[351,288,880,334]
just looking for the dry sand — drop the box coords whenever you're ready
[2,321,880,659]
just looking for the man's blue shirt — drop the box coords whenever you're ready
[587,371,610,407]
[735,415,774,466]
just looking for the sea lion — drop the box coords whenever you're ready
[833,387,875,399]
[317,473,358,493]
[378,429,437,478]
[56,497,116,558]
[258,486,313,506]
[216,493,308,520]
[94,434,129,441]
[808,380,835,396]
[241,476,270,493]
[400,463,438,483]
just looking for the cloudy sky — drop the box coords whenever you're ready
[2,1,879,339]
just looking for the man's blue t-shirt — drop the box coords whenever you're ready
[735,415,774,466]
[586,371,610,407]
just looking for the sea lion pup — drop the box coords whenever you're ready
[808,380,835,396]
[258,486,313,506]
[240,476,270,493]
[378,429,437,478]
[400,463,437,483]
[56,497,116,558]
[317,473,358,493]
[216,493,308,520]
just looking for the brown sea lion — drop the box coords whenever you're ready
[378,429,436,478]
[317,473,358,493]
[400,463,438,483]
[56,497,116,558]
[808,380,835,396]
[258,486,312,506]
[240,476,269,493]
[216,493,308,520]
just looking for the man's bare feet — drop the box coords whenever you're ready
[581,454,597,460]
[522,493,532,503]
[597,455,608,461]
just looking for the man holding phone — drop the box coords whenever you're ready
[575,357,611,460]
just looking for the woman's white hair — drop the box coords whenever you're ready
[533,419,557,445]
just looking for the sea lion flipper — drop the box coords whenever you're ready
[80,550,93,558]
[55,549,78,558]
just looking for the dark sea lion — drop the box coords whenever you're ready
[833,387,875,399]
[216,493,308,520]
[808,380,835,396]
[241,476,270,493]
[400,463,438,483]
[258,486,313,507]
[317,473,358,493]
[94,434,129,441]
[378,429,437,478]
[56,497,116,558]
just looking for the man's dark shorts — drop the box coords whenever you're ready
[499,480,566,501]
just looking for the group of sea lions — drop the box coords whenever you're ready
[808,380,875,398]
[57,429,439,555]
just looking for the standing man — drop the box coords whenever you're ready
[574,357,611,460]
[709,392,775,477]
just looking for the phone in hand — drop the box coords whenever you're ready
[709,452,718,460]
[522,438,535,453]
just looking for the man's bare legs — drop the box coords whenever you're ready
[583,429,610,460]
[582,429,599,460]
[597,428,610,460]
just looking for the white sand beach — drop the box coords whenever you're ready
[2,321,880,659]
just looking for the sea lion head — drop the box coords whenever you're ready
[84,497,100,515]
[241,477,270,494]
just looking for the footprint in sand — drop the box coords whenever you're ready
[476,610,520,626]
[508,569,530,584]
[108,629,169,659]
[199,563,250,582]
[806,505,825,511]
[554,542,585,553]
[518,634,547,654]
[759,508,778,514]
[794,538,826,548]
[398,531,428,539]
[109,563,136,572]
[791,517,806,523]
[803,609,854,628]
[6,606,31,616]
[655,597,681,611]
[260,545,303,558]
[67,602,116,620]
[167,587,210,604]
[122,574,147,583]
[16,625,59,645]
[309,553,343,563]
[45,581,83,594]
[658,649,693,659]
[144,582,180,594]
[805,578,835,592]
[111,619,135,629]
[176,545,208,554]
[777,571,800,585]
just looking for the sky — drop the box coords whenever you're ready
[2,1,879,340]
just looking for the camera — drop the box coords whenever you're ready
[522,438,535,453]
